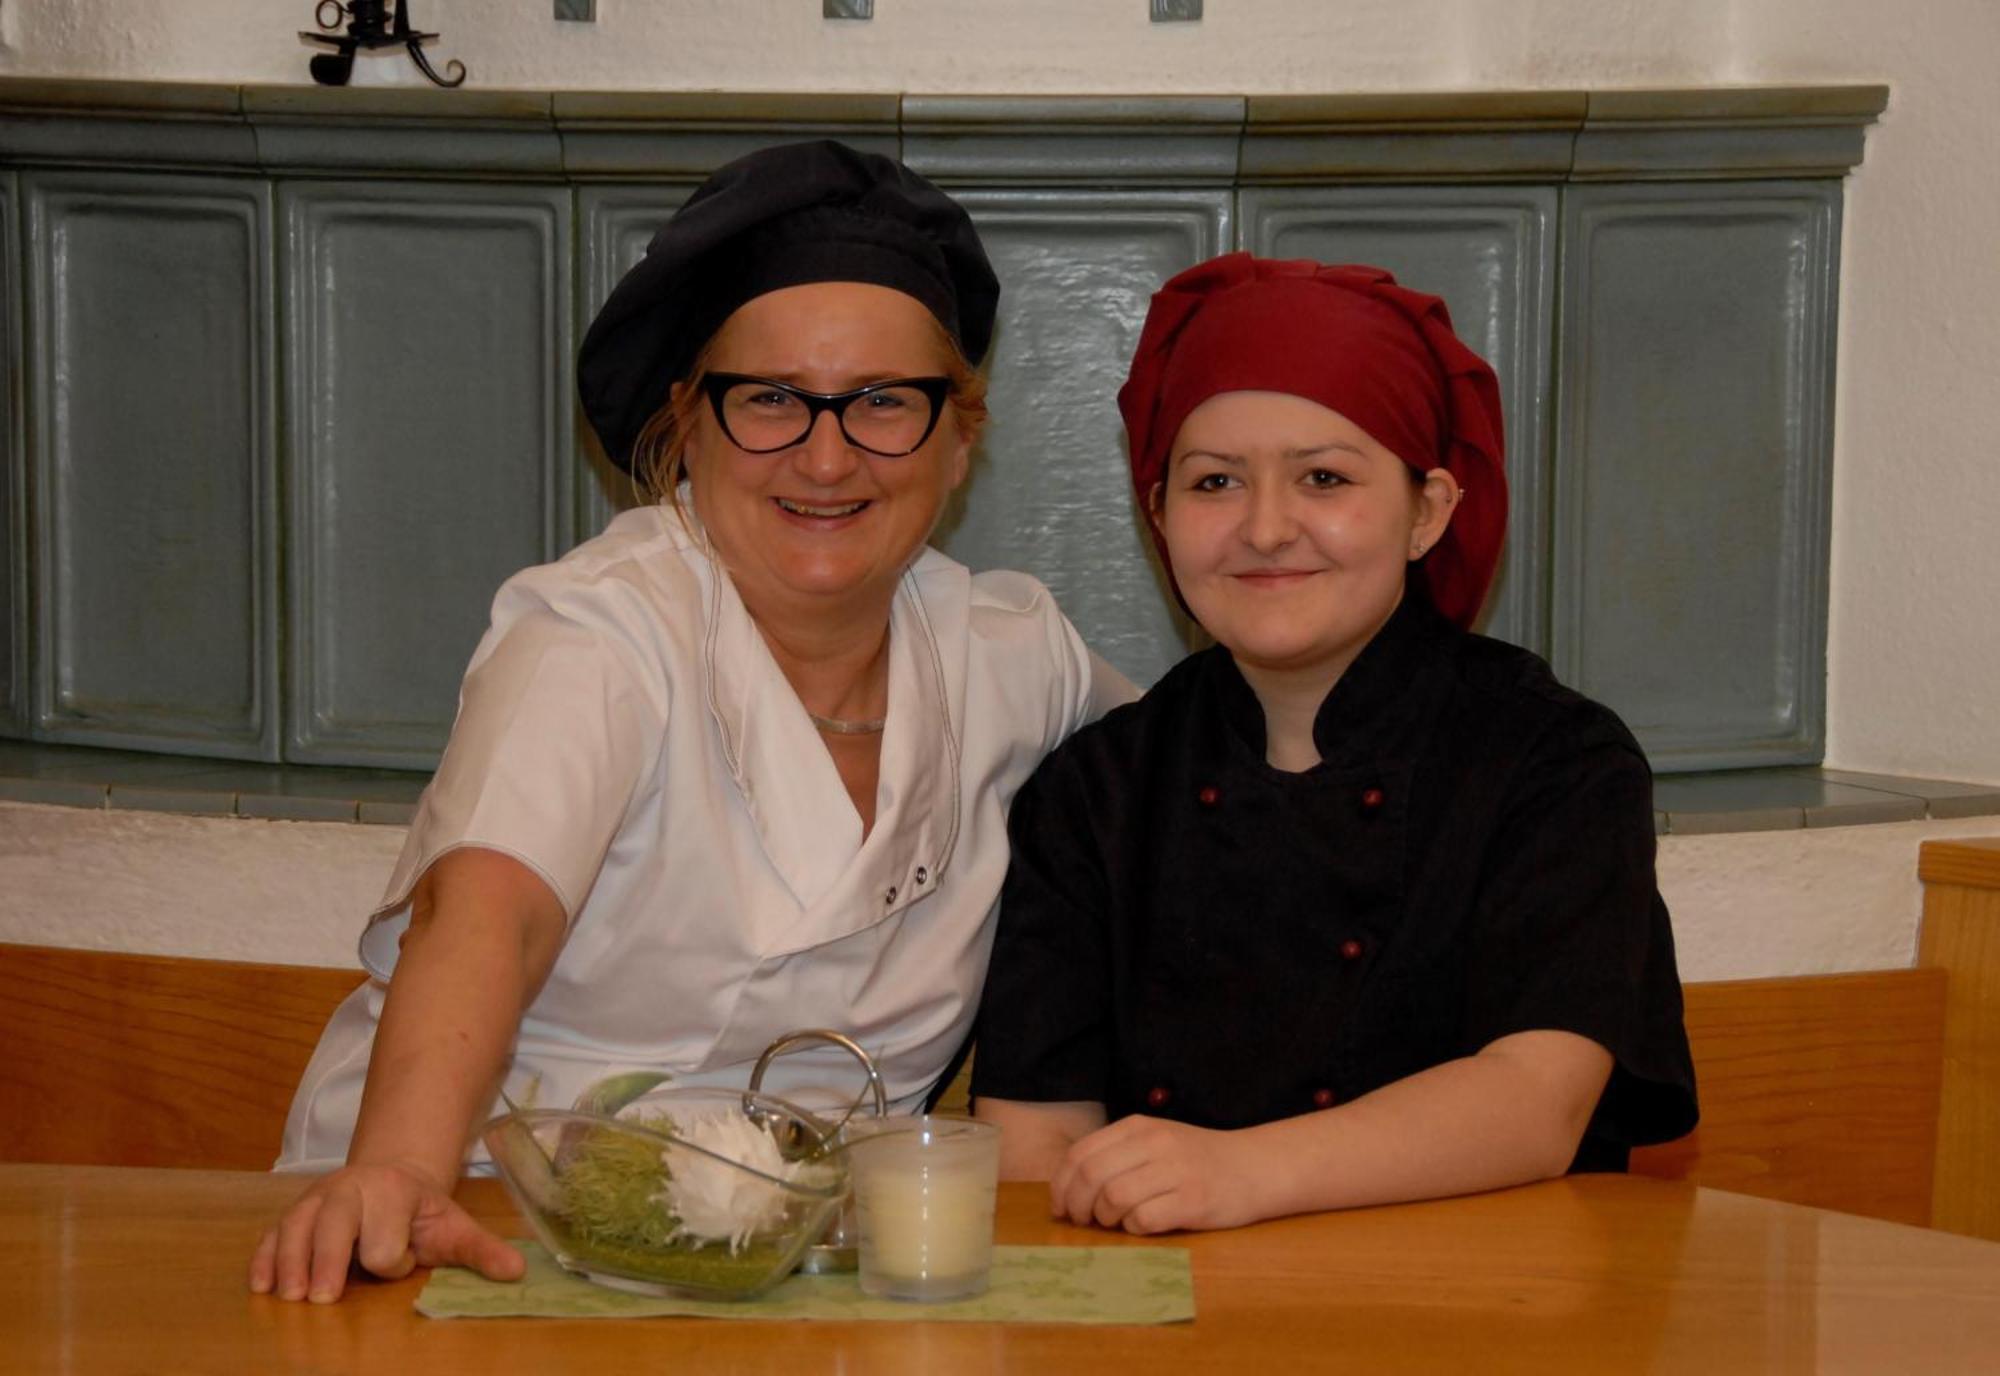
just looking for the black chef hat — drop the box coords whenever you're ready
[577,139,1000,473]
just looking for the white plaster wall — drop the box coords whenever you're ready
[0,0,1798,95]
[1657,817,2000,982]
[3,800,1994,982]
[4,1,1993,782]
[0,801,402,968]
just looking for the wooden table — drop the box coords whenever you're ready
[5,1165,1999,1374]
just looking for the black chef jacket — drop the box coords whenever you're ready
[972,588,1698,1172]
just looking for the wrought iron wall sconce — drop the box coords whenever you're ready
[303,0,469,88]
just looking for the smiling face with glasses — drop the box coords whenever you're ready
[680,280,975,621]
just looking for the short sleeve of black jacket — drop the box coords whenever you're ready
[971,594,1697,1172]
[1450,697,1697,1160]
[972,739,1118,1104]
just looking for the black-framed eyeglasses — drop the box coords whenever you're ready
[701,373,953,458]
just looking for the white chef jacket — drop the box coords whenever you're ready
[277,501,1096,1171]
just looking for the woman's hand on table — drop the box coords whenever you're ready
[1049,1116,1262,1234]
[978,1097,1264,1232]
[248,1161,525,1303]
[249,848,564,1302]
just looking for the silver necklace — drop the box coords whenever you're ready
[809,711,887,735]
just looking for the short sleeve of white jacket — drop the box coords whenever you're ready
[359,544,672,973]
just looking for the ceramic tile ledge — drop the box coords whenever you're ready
[5,741,1995,838]
[0,740,427,826]
[1654,767,2000,836]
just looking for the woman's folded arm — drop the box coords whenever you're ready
[1032,1028,1611,1235]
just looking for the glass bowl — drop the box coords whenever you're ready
[482,1086,849,1300]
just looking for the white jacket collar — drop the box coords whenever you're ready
[677,501,966,924]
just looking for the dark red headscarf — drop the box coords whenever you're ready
[1117,253,1508,629]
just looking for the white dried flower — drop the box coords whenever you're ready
[656,1110,802,1254]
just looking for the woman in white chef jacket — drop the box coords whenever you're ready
[250,140,1128,1303]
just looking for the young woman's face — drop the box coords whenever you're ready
[1157,390,1458,680]
[683,280,970,616]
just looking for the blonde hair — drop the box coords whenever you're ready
[629,314,990,519]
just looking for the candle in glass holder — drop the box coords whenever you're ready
[850,1116,1000,1301]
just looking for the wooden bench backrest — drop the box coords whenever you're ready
[0,942,1952,1228]
[1628,967,1945,1226]
[0,943,366,1170]
[945,967,1951,1227]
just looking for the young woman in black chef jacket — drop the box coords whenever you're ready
[972,254,1698,1234]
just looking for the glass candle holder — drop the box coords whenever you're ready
[848,1115,1001,1302]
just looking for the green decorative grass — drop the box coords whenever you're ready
[559,1114,683,1252]
[546,1113,805,1296]
[544,1218,797,1294]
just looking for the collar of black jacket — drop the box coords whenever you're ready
[1202,583,1459,772]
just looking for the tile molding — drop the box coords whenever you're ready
[0,80,1887,182]
[2,743,1991,837]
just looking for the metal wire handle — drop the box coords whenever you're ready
[746,1028,888,1140]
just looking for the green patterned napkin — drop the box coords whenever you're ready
[418,1241,1193,1325]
